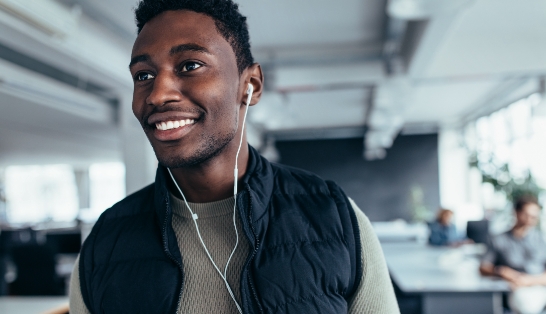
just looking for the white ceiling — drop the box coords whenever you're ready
[84,0,386,54]
[404,79,501,124]
[402,0,546,132]
[424,0,546,77]
[0,0,544,165]
[240,0,385,49]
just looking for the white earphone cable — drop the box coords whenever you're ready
[167,169,242,313]
[166,84,252,314]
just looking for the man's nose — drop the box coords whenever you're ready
[146,72,182,106]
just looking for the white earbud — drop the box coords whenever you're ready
[246,83,254,97]
[245,83,253,105]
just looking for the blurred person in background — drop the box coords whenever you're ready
[68,0,400,313]
[428,208,463,246]
[480,196,546,314]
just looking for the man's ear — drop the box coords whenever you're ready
[243,63,264,106]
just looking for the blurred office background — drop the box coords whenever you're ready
[0,0,545,313]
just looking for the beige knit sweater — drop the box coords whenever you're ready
[69,195,399,313]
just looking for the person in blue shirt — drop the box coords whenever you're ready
[428,208,460,246]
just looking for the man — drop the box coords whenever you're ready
[480,196,546,314]
[69,0,399,313]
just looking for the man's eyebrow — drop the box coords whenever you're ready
[129,54,150,69]
[169,43,211,56]
[129,44,209,69]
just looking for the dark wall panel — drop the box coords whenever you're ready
[275,134,440,221]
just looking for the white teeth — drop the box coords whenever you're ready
[156,119,195,130]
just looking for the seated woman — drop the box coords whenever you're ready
[428,208,460,246]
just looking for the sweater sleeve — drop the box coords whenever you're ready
[69,255,91,314]
[348,198,400,314]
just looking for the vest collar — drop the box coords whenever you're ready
[240,145,274,223]
[152,145,274,246]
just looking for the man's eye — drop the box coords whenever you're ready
[181,62,202,72]
[136,73,155,81]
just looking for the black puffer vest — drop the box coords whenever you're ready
[79,146,362,313]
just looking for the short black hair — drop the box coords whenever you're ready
[135,0,254,73]
[514,195,540,212]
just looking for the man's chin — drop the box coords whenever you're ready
[148,139,200,168]
[155,151,201,169]
[154,146,224,169]
[150,129,237,169]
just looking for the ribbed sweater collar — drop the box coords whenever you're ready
[170,193,235,219]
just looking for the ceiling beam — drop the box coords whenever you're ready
[267,126,367,142]
[0,41,116,103]
[255,42,383,67]
[0,7,132,91]
[273,61,385,91]
[0,58,115,124]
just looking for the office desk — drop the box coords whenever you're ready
[0,296,68,314]
[381,243,510,314]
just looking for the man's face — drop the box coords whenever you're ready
[130,10,243,168]
[516,203,541,228]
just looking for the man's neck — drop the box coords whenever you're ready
[511,224,532,239]
[167,143,250,203]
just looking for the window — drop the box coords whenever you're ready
[5,165,78,224]
[4,162,126,224]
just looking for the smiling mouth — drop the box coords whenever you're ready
[155,119,196,131]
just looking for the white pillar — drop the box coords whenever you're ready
[121,128,157,195]
[74,167,90,210]
[119,93,157,196]
[0,167,6,223]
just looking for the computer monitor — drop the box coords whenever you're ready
[45,230,82,254]
[466,220,489,244]
[0,228,38,251]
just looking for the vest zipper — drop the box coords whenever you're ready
[161,195,185,314]
[241,186,264,314]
